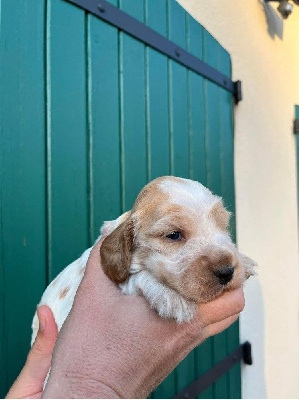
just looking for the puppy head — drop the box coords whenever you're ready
[100,176,257,301]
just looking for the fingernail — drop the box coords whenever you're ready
[39,315,46,332]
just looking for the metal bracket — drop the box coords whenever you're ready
[294,119,299,134]
[64,0,242,103]
[172,341,252,399]
[234,80,242,104]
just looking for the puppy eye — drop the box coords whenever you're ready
[165,231,182,241]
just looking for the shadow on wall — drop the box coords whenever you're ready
[258,0,284,40]
[241,276,267,399]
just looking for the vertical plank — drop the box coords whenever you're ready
[145,3,171,395]
[168,1,194,395]
[0,0,5,379]
[87,12,121,242]
[0,2,7,393]
[218,48,241,399]
[168,0,189,179]
[203,32,222,197]
[47,0,88,279]
[145,0,170,182]
[186,17,206,186]
[186,17,214,399]
[203,31,229,399]
[119,0,147,211]
[0,0,46,393]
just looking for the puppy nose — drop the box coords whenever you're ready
[214,266,234,285]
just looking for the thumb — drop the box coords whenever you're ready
[6,305,58,399]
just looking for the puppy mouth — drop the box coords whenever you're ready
[195,276,236,303]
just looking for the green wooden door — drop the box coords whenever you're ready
[0,0,240,397]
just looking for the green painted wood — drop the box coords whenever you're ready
[218,47,241,400]
[203,30,229,399]
[0,0,6,386]
[119,1,147,211]
[186,15,214,400]
[186,16,206,197]
[87,13,121,242]
[0,1,46,395]
[168,0,189,179]
[145,0,170,182]
[0,0,240,398]
[169,3,195,395]
[47,0,88,279]
[203,31,222,198]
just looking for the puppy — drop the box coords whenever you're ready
[31,176,256,345]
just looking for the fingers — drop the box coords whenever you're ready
[204,313,239,338]
[6,306,58,399]
[78,238,121,300]
[82,238,105,280]
[197,287,245,327]
[28,306,58,375]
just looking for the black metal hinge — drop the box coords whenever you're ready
[173,341,252,399]
[234,80,242,104]
[64,0,242,103]
[294,119,299,134]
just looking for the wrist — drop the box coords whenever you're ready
[42,375,121,399]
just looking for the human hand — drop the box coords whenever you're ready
[43,239,245,399]
[6,306,58,399]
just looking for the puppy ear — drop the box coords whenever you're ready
[100,217,134,284]
[239,252,258,279]
[100,211,131,238]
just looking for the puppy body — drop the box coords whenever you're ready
[31,177,256,345]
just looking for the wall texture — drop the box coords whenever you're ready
[177,0,299,398]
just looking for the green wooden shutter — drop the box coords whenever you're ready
[0,0,240,397]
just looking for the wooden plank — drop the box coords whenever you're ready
[168,0,189,179]
[186,16,206,185]
[119,0,144,22]
[0,0,46,393]
[168,1,195,395]
[218,48,241,399]
[145,4,171,394]
[146,3,171,395]
[119,0,147,211]
[47,0,88,279]
[87,13,121,242]
[203,31,229,399]
[203,31,221,197]
[145,0,170,182]
[0,0,6,382]
[186,14,213,400]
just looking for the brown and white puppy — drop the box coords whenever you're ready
[31,176,256,345]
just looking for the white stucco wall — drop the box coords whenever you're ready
[177,1,299,398]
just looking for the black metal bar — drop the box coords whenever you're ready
[294,119,299,134]
[173,342,252,399]
[234,80,242,104]
[64,0,241,101]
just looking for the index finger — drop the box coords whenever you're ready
[194,287,245,327]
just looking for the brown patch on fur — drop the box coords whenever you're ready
[59,287,70,299]
[100,218,134,284]
[132,178,170,219]
[78,266,85,276]
[209,201,231,231]
[51,279,57,287]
